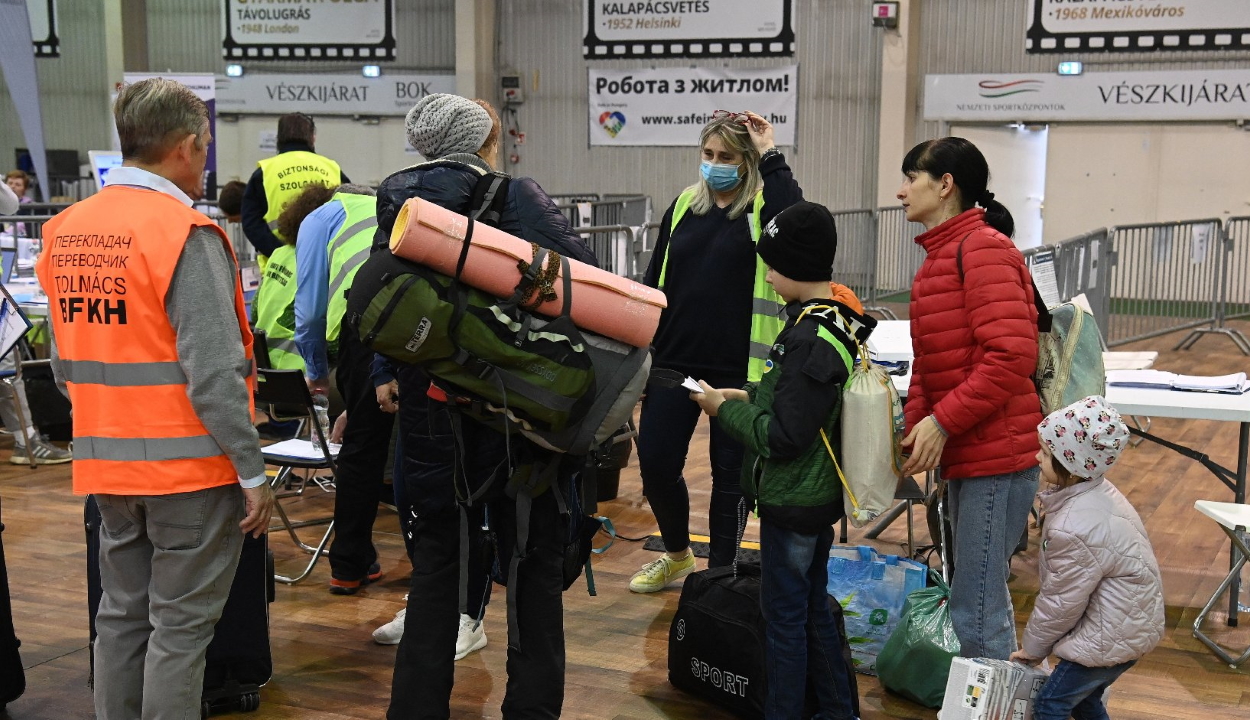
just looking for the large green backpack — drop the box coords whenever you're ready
[345,221,650,456]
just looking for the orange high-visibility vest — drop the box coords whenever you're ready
[36,185,256,496]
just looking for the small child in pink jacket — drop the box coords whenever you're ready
[1010,395,1165,720]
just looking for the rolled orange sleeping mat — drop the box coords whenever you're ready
[389,197,666,348]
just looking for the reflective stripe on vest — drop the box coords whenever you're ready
[253,243,303,371]
[75,435,224,462]
[662,189,785,383]
[325,192,379,344]
[35,185,255,496]
[59,359,186,386]
[257,151,342,240]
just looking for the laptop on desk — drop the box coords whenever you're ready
[1,248,15,284]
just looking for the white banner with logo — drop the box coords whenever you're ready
[1027,0,1250,53]
[924,69,1250,122]
[588,65,797,146]
[216,73,456,116]
[222,0,396,60]
[583,0,794,58]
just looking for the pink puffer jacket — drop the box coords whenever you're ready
[1021,478,1165,666]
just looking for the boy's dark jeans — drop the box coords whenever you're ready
[1032,658,1136,720]
[759,519,857,720]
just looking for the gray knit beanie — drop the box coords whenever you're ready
[405,94,493,159]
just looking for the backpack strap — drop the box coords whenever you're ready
[469,172,510,227]
[955,232,1053,333]
[501,457,561,651]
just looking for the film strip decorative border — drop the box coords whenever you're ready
[222,43,396,61]
[32,0,58,57]
[221,0,396,62]
[582,2,795,59]
[33,38,58,58]
[1027,3,1250,53]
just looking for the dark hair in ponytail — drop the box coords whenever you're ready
[901,137,1014,238]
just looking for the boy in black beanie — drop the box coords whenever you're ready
[692,200,873,719]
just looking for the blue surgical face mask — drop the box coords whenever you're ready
[700,161,742,192]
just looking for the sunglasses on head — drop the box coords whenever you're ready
[712,110,750,123]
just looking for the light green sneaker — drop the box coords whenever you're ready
[628,552,696,593]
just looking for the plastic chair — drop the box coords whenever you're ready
[1193,500,1250,667]
[256,367,339,585]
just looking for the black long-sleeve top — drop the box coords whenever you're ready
[642,152,804,380]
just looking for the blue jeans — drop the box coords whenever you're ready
[947,466,1039,659]
[759,520,857,720]
[1032,659,1136,720]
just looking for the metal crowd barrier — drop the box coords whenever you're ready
[873,206,926,313]
[1100,218,1250,352]
[1168,216,1250,354]
[827,208,878,313]
[548,193,601,205]
[555,195,651,230]
[570,224,645,281]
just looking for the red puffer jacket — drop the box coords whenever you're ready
[905,209,1042,479]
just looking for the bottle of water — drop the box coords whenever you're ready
[312,393,331,443]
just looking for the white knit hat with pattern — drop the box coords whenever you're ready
[1038,395,1129,479]
[404,94,492,160]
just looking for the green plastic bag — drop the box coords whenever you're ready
[875,571,961,709]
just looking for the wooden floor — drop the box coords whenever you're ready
[4,321,1250,719]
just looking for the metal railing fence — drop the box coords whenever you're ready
[827,208,876,310]
[873,206,926,306]
[1102,218,1234,348]
[13,198,1250,356]
[554,195,651,230]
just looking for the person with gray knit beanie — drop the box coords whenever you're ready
[405,93,494,159]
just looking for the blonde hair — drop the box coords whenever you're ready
[473,99,502,155]
[683,117,763,220]
[114,78,208,163]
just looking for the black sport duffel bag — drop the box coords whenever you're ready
[667,562,860,719]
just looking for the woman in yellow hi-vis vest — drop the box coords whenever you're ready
[631,111,805,593]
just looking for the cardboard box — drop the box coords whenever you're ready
[941,657,1050,720]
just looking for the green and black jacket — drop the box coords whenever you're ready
[717,299,876,534]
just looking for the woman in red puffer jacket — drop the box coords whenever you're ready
[896,137,1042,661]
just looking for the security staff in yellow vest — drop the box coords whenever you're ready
[290,184,378,388]
[632,110,805,593]
[251,224,304,371]
[240,113,348,263]
[288,181,389,594]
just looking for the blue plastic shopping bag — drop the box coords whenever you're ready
[826,545,927,675]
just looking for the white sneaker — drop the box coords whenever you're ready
[372,607,406,645]
[454,613,487,660]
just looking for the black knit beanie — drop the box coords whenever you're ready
[756,201,837,282]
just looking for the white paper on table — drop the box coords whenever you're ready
[681,376,704,393]
[1173,372,1249,393]
[0,297,31,362]
[263,438,341,460]
[1106,369,1177,388]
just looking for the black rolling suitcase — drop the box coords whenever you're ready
[86,496,274,716]
[668,562,860,720]
[0,498,25,711]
